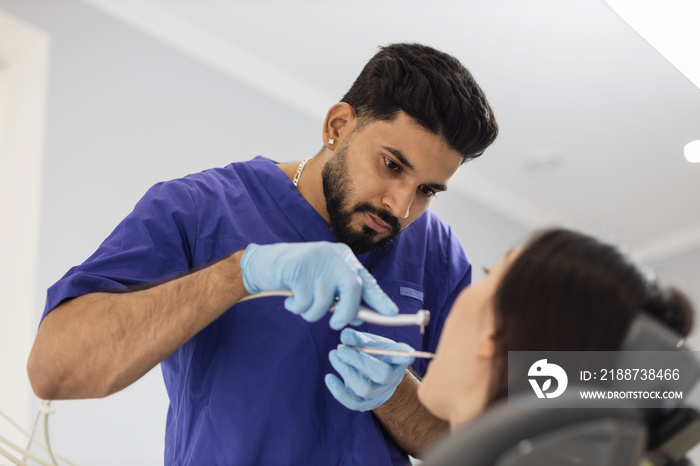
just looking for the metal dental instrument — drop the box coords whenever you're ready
[238,290,431,334]
[337,344,435,359]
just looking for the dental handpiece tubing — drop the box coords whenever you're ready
[238,290,431,332]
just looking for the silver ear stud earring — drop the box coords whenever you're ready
[328,138,334,145]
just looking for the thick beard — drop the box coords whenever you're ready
[322,144,401,255]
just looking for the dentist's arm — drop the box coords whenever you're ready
[28,242,397,400]
[28,250,249,400]
[373,370,449,457]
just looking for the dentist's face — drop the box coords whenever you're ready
[322,111,462,255]
[418,250,520,428]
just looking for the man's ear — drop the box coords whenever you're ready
[322,103,356,150]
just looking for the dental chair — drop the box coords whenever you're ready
[421,313,700,466]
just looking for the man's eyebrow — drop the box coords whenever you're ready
[381,145,448,192]
[429,182,448,193]
[382,146,414,170]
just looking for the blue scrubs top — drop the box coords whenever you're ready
[44,156,471,465]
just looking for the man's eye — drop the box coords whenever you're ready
[384,157,400,171]
[419,185,436,197]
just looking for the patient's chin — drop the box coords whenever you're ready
[417,376,447,422]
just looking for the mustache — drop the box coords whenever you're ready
[352,202,401,233]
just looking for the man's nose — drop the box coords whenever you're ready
[382,182,415,220]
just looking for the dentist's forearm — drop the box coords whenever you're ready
[27,251,247,400]
[373,370,449,457]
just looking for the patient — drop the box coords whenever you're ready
[417,227,695,430]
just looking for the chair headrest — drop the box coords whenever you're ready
[622,313,686,352]
[421,391,645,466]
[616,313,700,412]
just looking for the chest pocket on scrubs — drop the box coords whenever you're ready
[364,280,426,358]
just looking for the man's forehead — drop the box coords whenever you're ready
[377,114,460,156]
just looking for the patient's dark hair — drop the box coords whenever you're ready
[488,227,694,405]
[341,43,499,162]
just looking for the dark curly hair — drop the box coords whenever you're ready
[341,43,499,162]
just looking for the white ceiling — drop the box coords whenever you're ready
[81,0,700,262]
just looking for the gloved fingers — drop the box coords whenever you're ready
[284,281,334,322]
[283,285,313,316]
[340,328,415,352]
[299,283,336,322]
[357,268,398,317]
[340,328,395,347]
[328,350,387,399]
[339,329,416,367]
[324,374,376,412]
[377,352,416,366]
[335,346,407,385]
[329,272,363,330]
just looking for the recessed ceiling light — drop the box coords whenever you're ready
[684,140,700,164]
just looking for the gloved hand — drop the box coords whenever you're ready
[240,242,398,330]
[325,328,415,411]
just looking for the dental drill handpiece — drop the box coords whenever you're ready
[238,290,431,334]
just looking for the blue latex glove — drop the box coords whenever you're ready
[240,242,398,330]
[325,328,415,411]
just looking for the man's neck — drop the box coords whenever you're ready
[279,150,331,225]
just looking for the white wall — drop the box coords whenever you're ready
[0,9,50,459]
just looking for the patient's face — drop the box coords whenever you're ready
[418,250,520,429]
